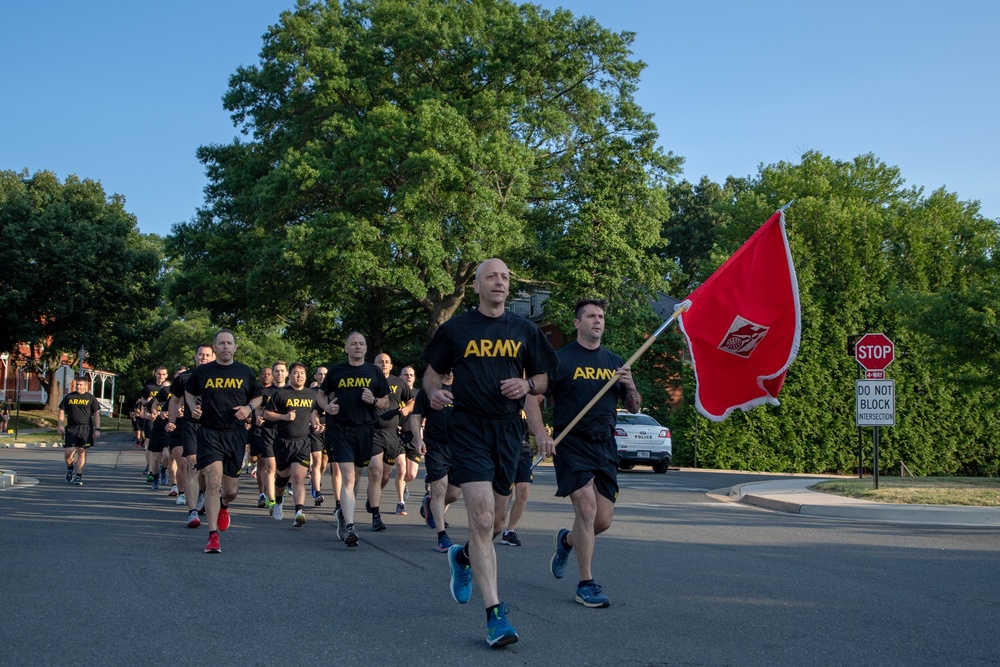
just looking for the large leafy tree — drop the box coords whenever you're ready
[0,170,161,410]
[169,0,678,343]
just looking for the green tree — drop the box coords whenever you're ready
[0,170,162,410]
[169,0,679,342]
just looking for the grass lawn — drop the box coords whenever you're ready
[810,477,1000,507]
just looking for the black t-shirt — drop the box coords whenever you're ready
[257,385,282,431]
[319,362,390,426]
[141,381,161,419]
[59,391,100,429]
[186,361,262,430]
[269,386,316,440]
[168,370,197,423]
[150,384,172,432]
[412,385,453,443]
[425,308,557,418]
[550,341,627,439]
[375,375,415,430]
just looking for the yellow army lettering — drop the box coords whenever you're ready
[337,378,371,389]
[285,398,313,408]
[204,378,245,389]
[572,367,616,381]
[68,398,91,405]
[463,339,523,358]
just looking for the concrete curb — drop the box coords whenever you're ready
[0,468,15,488]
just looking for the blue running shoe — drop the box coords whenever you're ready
[151,478,160,491]
[486,602,519,647]
[437,532,454,553]
[575,581,611,608]
[422,494,435,529]
[447,544,472,604]
[550,528,571,579]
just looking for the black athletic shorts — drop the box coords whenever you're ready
[399,430,421,463]
[514,444,534,485]
[326,422,374,468]
[447,409,523,496]
[148,430,169,453]
[423,436,451,484]
[553,432,619,503]
[373,427,401,464]
[195,427,246,478]
[171,420,199,457]
[276,437,312,472]
[249,427,276,458]
[63,426,92,449]
[142,418,154,439]
[309,429,325,454]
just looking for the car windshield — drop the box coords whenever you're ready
[616,413,660,426]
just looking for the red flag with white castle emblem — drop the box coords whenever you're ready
[678,210,801,421]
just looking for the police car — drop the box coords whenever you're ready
[614,411,671,473]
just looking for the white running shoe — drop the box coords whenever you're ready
[176,493,186,505]
[272,503,284,521]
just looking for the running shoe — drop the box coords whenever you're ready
[395,502,406,516]
[501,530,522,547]
[176,493,186,506]
[65,470,73,483]
[486,602,519,647]
[257,493,267,508]
[272,502,284,521]
[311,488,318,499]
[344,526,359,548]
[550,528,571,579]
[151,478,160,491]
[187,511,201,529]
[204,532,221,554]
[313,492,324,507]
[447,544,472,604]
[335,507,347,541]
[72,475,83,486]
[285,485,293,496]
[436,532,454,553]
[422,494,435,529]
[294,511,306,527]
[196,492,206,515]
[146,473,155,483]
[575,581,611,608]
[160,469,167,484]
[218,506,231,532]
[371,514,386,532]
[168,484,179,497]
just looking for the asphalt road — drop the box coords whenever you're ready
[2,446,998,666]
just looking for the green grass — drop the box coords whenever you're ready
[810,477,1000,507]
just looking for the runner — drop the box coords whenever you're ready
[308,366,331,508]
[372,353,414,517]
[423,258,557,647]
[528,299,641,608]
[316,332,389,547]
[56,377,101,485]
[184,329,263,554]
[141,367,168,479]
[393,364,420,512]
[167,344,215,527]
[265,362,319,527]
[410,372,460,552]
[248,366,274,510]
[145,367,172,491]
[500,417,534,547]
[256,361,287,515]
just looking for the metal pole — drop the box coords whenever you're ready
[873,426,880,490]
[13,367,21,439]
[857,365,864,478]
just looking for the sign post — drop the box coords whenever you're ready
[854,333,895,489]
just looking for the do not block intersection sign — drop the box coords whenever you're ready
[856,380,895,426]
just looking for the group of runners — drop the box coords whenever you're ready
[60,257,643,649]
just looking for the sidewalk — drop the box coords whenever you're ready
[724,478,1000,528]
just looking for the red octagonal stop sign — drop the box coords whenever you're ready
[855,333,894,371]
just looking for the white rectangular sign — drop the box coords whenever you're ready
[856,380,895,426]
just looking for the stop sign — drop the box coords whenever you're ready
[855,333,894,371]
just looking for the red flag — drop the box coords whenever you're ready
[678,210,800,421]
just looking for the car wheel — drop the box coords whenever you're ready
[651,461,669,474]
[617,462,635,471]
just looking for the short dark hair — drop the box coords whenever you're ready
[214,328,236,344]
[289,362,307,373]
[574,299,607,320]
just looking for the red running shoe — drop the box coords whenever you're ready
[217,507,231,532]
[187,511,201,529]
[204,532,221,554]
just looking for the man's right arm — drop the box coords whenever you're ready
[422,366,454,411]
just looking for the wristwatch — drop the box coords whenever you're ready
[526,378,536,394]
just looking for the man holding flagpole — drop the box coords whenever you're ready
[528,299,640,608]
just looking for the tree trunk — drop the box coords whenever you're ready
[43,371,62,413]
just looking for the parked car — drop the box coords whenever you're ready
[614,411,671,473]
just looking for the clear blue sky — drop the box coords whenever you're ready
[3,1,997,238]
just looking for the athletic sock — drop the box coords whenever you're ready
[295,504,303,512]
[437,530,447,539]
[455,543,472,566]
[579,579,594,588]
[335,501,342,510]
[220,502,228,510]
[561,532,573,551]
[371,506,380,515]
[275,496,283,504]
[486,604,499,621]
